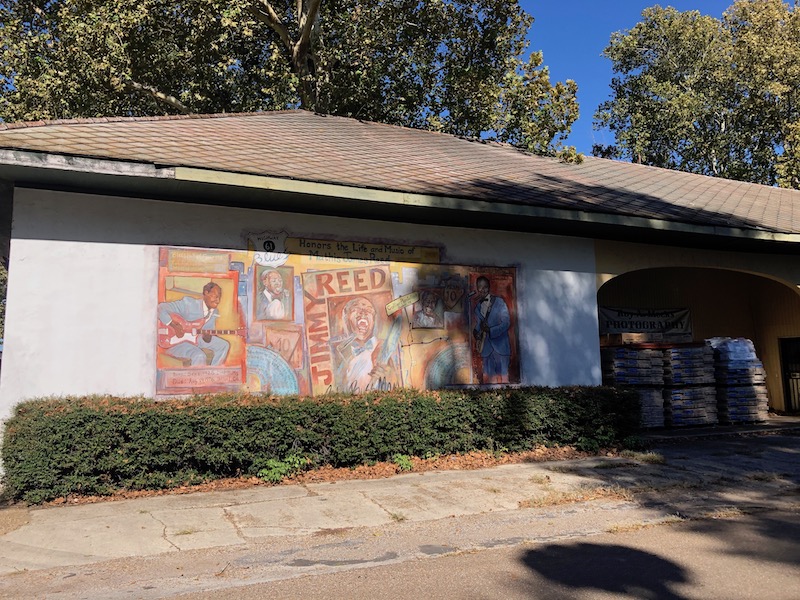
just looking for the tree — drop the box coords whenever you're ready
[594,0,800,188]
[0,0,579,157]
[0,0,295,117]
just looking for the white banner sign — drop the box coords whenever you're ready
[599,307,692,334]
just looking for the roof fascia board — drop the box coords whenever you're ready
[176,166,800,245]
[0,148,174,179]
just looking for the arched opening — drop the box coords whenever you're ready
[598,267,800,413]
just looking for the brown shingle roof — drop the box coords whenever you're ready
[1,109,798,234]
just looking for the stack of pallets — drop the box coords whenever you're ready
[601,347,665,427]
[662,345,718,426]
[710,338,769,423]
[634,388,667,428]
[662,386,718,426]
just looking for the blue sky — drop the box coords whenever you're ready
[522,1,734,154]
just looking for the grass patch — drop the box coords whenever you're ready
[528,474,552,485]
[701,506,747,519]
[592,461,638,469]
[620,451,666,465]
[389,512,407,522]
[545,465,577,474]
[607,514,685,534]
[519,485,634,509]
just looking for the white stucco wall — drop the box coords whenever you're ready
[0,187,602,419]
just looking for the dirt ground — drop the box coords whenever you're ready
[41,445,597,507]
[0,505,29,535]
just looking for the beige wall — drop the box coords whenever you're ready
[596,240,800,289]
[596,241,800,411]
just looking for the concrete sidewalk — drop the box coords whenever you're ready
[1,419,799,580]
[0,461,599,574]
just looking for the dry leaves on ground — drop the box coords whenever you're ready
[46,445,601,506]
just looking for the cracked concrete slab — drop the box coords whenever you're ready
[151,507,245,551]
[225,490,391,538]
[0,510,175,575]
[0,539,99,574]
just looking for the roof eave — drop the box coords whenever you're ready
[1,149,799,252]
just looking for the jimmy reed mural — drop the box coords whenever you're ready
[155,233,520,396]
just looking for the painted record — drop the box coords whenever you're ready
[424,342,472,389]
[246,345,299,395]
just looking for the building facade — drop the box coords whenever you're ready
[1,111,799,420]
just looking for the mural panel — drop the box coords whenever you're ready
[156,248,246,394]
[155,237,520,396]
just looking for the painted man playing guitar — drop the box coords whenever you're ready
[157,282,233,366]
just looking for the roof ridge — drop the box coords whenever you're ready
[0,108,520,151]
[0,109,304,131]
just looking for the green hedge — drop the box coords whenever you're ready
[1,387,640,503]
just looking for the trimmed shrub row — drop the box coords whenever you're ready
[1,387,640,503]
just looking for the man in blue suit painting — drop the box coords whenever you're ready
[472,275,511,384]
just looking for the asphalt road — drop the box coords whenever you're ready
[176,508,800,600]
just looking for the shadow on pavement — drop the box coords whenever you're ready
[518,542,689,600]
[683,509,800,566]
[538,433,800,569]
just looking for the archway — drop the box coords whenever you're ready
[598,267,800,413]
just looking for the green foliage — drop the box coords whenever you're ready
[256,453,309,483]
[594,0,800,189]
[0,0,290,119]
[1,387,641,503]
[0,0,579,157]
[392,453,413,472]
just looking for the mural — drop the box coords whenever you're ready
[155,235,520,396]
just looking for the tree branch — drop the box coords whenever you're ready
[295,0,322,59]
[293,0,322,108]
[124,80,190,113]
[249,0,323,109]
[250,0,294,53]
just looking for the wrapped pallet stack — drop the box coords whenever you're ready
[662,346,718,426]
[635,388,666,429]
[601,347,665,427]
[709,338,769,423]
